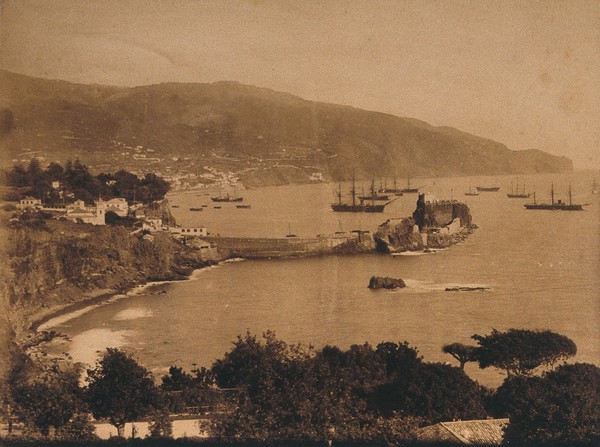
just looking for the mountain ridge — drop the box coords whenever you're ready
[0,69,572,185]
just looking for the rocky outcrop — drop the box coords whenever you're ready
[376,195,475,254]
[413,195,473,229]
[368,276,406,290]
[374,217,424,254]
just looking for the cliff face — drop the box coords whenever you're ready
[1,218,212,333]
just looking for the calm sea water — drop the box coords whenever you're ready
[45,172,599,387]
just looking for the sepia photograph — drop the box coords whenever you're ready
[0,1,598,445]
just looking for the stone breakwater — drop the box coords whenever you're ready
[205,231,376,259]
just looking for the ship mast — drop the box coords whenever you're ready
[371,177,376,206]
[551,183,555,205]
[351,174,356,207]
[569,184,572,206]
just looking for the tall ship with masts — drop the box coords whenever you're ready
[524,183,586,211]
[377,175,404,195]
[507,179,531,198]
[332,175,392,212]
[211,186,243,202]
[359,177,391,201]
[399,174,420,193]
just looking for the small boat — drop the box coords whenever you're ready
[524,184,587,211]
[171,205,179,208]
[201,204,208,207]
[236,204,251,209]
[592,179,598,194]
[475,186,500,192]
[464,187,479,196]
[213,206,222,209]
[189,207,203,211]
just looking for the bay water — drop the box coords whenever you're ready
[44,172,599,387]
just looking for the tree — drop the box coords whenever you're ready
[85,348,159,437]
[368,362,487,423]
[502,363,600,445]
[10,362,85,438]
[472,329,577,377]
[442,342,477,370]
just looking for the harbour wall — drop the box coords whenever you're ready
[205,232,375,259]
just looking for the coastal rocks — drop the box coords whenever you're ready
[445,286,489,292]
[374,217,424,254]
[426,225,475,249]
[368,276,407,290]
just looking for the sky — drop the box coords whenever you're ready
[0,0,598,168]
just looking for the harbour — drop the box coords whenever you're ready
[40,171,600,389]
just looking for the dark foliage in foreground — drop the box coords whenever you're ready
[205,332,486,441]
[1,439,596,447]
[498,363,600,445]
[472,329,577,377]
[4,331,597,445]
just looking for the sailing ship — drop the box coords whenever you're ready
[359,178,390,201]
[507,179,531,198]
[211,188,243,202]
[524,184,586,211]
[399,174,420,193]
[331,175,391,212]
[377,175,404,196]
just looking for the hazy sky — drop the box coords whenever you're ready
[1,0,598,168]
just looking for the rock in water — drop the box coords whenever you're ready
[368,276,407,290]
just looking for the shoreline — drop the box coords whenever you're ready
[29,274,206,336]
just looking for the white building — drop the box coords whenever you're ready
[168,226,207,237]
[96,198,129,217]
[18,196,42,210]
[66,206,105,225]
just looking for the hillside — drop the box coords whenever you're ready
[0,70,572,185]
